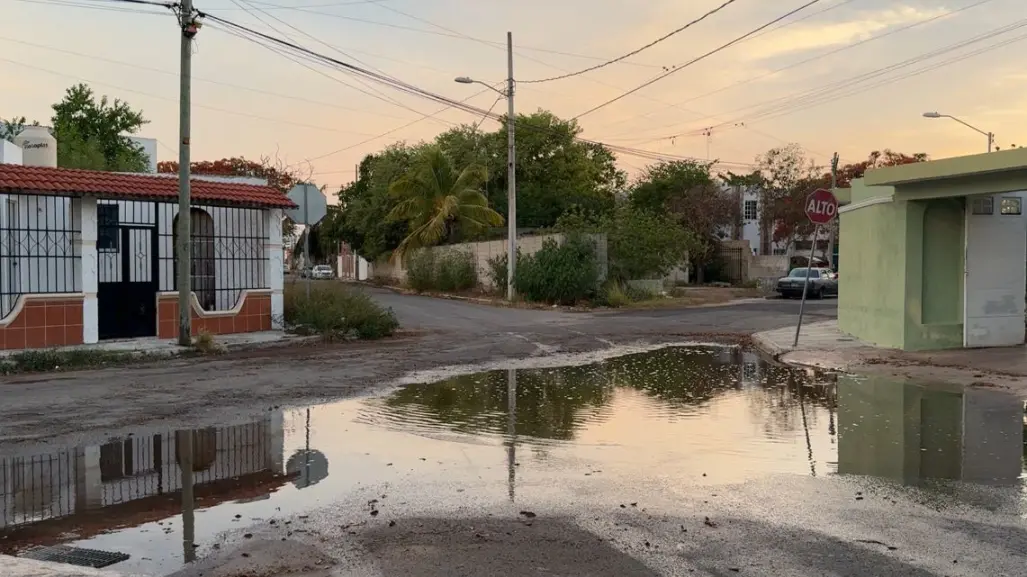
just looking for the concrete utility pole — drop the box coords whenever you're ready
[454,32,517,300]
[505,31,517,301]
[176,0,197,346]
[825,153,839,267]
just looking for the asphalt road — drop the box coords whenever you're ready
[0,290,836,451]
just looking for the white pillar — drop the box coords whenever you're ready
[74,445,102,512]
[266,209,284,329]
[76,198,99,344]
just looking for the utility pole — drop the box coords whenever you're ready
[505,31,517,301]
[176,0,198,346]
[825,153,839,268]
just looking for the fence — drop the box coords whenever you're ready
[0,193,81,320]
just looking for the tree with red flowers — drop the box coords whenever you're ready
[158,155,307,238]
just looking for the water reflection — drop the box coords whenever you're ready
[0,413,289,562]
[836,375,1025,486]
[0,347,1023,576]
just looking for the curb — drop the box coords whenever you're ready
[3,555,138,577]
[750,330,789,359]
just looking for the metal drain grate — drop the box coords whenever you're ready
[19,545,130,569]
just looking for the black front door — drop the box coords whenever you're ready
[98,226,157,340]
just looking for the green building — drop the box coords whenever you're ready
[838,148,1027,350]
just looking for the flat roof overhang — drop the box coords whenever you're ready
[862,149,1027,200]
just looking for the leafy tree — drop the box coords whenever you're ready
[1,116,40,142]
[833,149,927,187]
[629,160,737,283]
[51,83,149,172]
[754,144,823,248]
[328,144,421,262]
[386,145,503,259]
[556,205,696,282]
[436,110,625,228]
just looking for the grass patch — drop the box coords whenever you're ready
[0,349,168,375]
[404,249,477,293]
[284,282,399,341]
[625,286,763,309]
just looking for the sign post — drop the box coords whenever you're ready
[793,187,839,347]
[285,183,328,298]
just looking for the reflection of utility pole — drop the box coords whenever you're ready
[303,408,311,487]
[506,368,517,502]
[178,430,196,563]
[795,376,816,477]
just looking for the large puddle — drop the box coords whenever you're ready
[1,346,1024,575]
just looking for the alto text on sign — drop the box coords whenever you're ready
[805,188,839,225]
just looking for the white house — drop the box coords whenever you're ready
[0,129,295,350]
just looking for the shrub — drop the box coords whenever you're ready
[435,250,477,292]
[602,283,632,308]
[486,253,508,293]
[514,235,600,305]
[404,249,436,292]
[284,283,399,340]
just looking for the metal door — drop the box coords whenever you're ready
[98,226,157,339]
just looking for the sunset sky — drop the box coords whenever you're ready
[5,0,1024,191]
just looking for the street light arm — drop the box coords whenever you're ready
[941,114,991,138]
[455,77,508,98]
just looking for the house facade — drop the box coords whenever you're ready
[0,163,295,350]
[838,148,1027,350]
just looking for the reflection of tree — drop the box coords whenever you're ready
[383,347,841,442]
[385,365,614,440]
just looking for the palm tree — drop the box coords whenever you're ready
[387,145,504,260]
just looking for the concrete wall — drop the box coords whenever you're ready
[749,254,788,279]
[372,233,608,289]
[838,181,908,349]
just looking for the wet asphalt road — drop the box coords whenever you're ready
[0,290,836,450]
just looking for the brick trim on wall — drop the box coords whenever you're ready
[0,294,85,350]
[157,290,272,339]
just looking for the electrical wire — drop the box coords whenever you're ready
[0,35,414,121]
[0,55,384,137]
[597,0,997,139]
[519,0,740,84]
[643,17,1027,142]
[10,0,171,14]
[204,12,759,168]
[571,0,823,120]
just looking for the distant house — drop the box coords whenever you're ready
[0,129,295,350]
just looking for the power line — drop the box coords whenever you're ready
[646,17,1027,142]
[200,12,764,168]
[10,0,172,14]
[597,0,996,140]
[0,36,414,121]
[207,0,663,69]
[0,56,383,137]
[520,0,740,84]
[571,0,823,120]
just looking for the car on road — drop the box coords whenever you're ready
[776,267,838,299]
[310,265,335,280]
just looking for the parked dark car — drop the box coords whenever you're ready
[776,267,838,299]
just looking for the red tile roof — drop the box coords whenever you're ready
[0,164,298,209]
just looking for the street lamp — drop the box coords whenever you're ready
[454,31,516,301]
[922,111,994,152]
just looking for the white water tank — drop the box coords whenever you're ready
[15,126,57,168]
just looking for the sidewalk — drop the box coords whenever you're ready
[752,320,1027,398]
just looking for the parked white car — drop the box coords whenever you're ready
[310,265,335,280]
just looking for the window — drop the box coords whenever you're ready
[1000,197,1022,215]
[743,200,758,221]
[97,204,119,251]
[971,197,994,215]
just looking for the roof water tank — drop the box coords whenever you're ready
[15,126,57,168]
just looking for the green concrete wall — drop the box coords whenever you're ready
[838,195,908,348]
[903,199,964,351]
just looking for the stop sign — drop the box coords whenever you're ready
[805,188,839,225]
